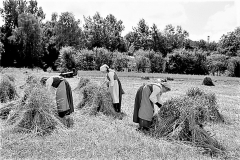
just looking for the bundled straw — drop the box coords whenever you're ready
[5,84,64,135]
[0,75,18,103]
[186,88,224,123]
[78,80,125,119]
[0,101,19,120]
[2,73,15,83]
[20,75,39,89]
[150,87,225,156]
[73,77,90,91]
[202,77,215,86]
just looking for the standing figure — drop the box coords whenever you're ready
[41,76,74,119]
[133,80,171,131]
[100,64,124,113]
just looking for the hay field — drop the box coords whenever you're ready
[0,68,240,160]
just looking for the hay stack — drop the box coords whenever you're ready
[0,101,18,120]
[73,77,90,91]
[202,77,215,86]
[5,84,63,135]
[0,76,18,103]
[186,88,224,123]
[78,81,125,119]
[20,75,39,89]
[2,73,15,82]
[151,88,225,155]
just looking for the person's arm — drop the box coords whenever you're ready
[45,77,55,95]
[108,72,115,98]
[149,85,162,108]
[156,85,163,103]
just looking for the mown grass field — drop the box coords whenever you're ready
[0,68,240,160]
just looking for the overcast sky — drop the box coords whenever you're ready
[0,0,239,42]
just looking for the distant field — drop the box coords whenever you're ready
[0,68,240,160]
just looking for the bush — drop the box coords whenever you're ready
[166,49,208,75]
[145,51,165,73]
[207,54,228,76]
[227,56,240,77]
[74,49,95,70]
[94,47,113,70]
[57,46,76,72]
[112,52,129,71]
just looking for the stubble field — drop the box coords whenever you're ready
[0,68,240,160]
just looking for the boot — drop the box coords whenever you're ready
[113,104,118,112]
[116,103,121,113]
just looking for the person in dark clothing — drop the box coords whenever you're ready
[133,80,171,131]
[41,76,74,118]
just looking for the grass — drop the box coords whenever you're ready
[0,68,240,159]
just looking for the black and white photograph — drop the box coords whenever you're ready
[0,0,240,159]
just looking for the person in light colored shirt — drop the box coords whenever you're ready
[100,64,124,113]
[133,79,171,131]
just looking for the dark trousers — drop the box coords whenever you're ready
[113,103,121,113]
[58,109,71,118]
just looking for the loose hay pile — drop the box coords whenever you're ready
[151,87,225,156]
[78,79,125,119]
[5,83,64,135]
[0,75,18,103]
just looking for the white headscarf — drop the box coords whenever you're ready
[100,64,109,72]
[157,79,171,91]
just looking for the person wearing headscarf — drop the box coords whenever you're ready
[40,76,74,118]
[133,79,171,131]
[100,64,124,113]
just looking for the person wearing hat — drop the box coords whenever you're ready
[100,64,124,113]
[40,76,74,119]
[133,79,171,131]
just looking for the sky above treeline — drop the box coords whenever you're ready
[0,0,239,42]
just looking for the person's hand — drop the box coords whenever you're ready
[155,102,162,108]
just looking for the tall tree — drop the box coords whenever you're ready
[0,0,45,67]
[163,24,189,53]
[132,19,151,50]
[41,12,59,70]
[9,13,42,67]
[83,12,125,51]
[55,12,83,50]
[218,27,240,56]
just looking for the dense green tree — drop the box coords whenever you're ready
[0,0,45,67]
[132,19,151,50]
[163,24,189,53]
[41,12,59,70]
[150,24,168,56]
[207,54,229,75]
[218,27,240,56]
[55,12,83,50]
[83,12,125,51]
[9,13,42,67]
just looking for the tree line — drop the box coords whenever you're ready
[0,0,240,77]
